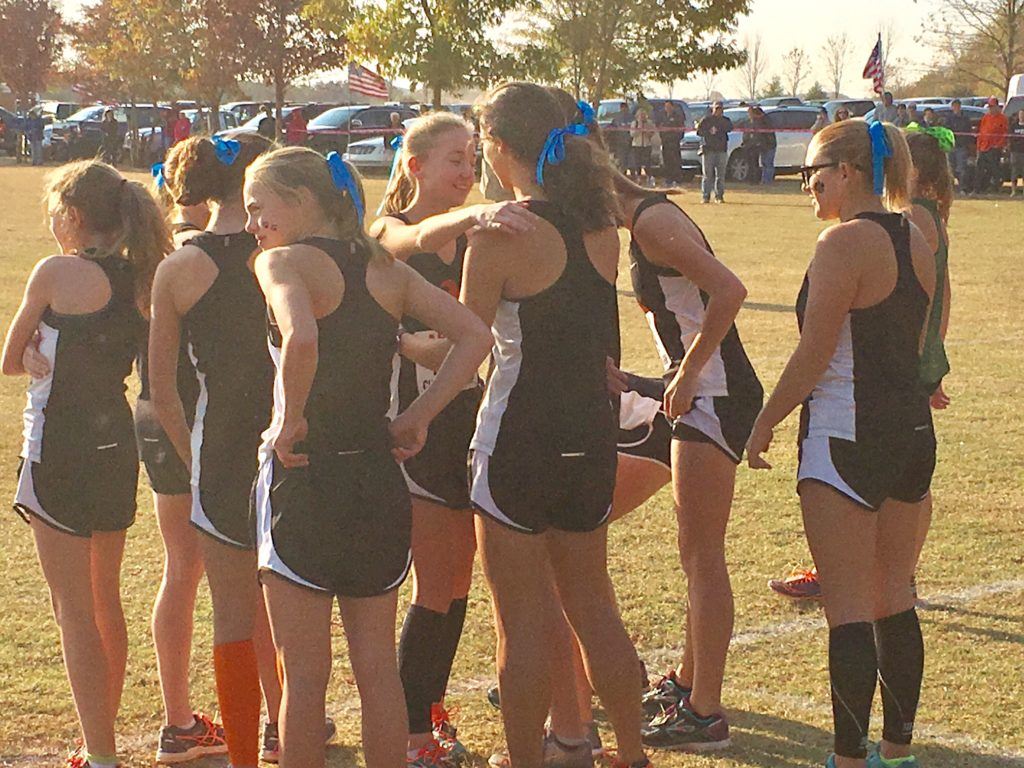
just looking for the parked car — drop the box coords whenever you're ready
[680,105,820,183]
[596,98,690,130]
[823,99,875,121]
[759,96,803,107]
[863,103,985,131]
[223,105,307,137]
[49,104,172,161]
[305,104,416,155]
[223,101,272,123]
[124,108,239,164]
[29,101,82,125]
[343,117,415,172]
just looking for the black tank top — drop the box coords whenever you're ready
[266,237,399,454]
[796,212,930,440]
[181,231,273,422]
[387,211,467,332]
[471,199,619,456]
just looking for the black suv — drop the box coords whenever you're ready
[305,104,418,155]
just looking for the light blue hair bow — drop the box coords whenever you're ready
[376,134,404,215]
[211,136,241,166]
[868,121,892,196]
[326,151,365,223]
[536,122,589,186]
[576,100,596,127]
[151,162,165,190]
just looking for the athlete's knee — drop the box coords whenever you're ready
[280,651,331,694]
[676,531,726,577]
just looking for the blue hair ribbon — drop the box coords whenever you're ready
[211,136,241,166]
[151,162,165,190]
[536,122,589,186]
[868,120,892,196]
[376,134,404,215]
[326,151,365,223]
[576,100,596,127]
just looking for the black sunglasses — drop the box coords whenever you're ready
[800,163,839,186]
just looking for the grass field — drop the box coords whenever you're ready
[0,160,1022,768]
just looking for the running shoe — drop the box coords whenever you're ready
[156,713,227,764]
[768,566,822,600]
[542,731,594,768]
[431,703,468,766]
[642,672,691,720]
[409,740,457,768]
[641,701,730,751]
[868,747,920,768]
[66,746,121,768]
[487,731,594,768]
[261,717,337,763]
[487,683,501,710]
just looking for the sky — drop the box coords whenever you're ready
[56,0,943,100]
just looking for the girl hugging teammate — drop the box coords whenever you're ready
[369,110,538,765]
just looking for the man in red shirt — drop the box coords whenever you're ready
[172,111,191,145]
[977,97,1009,192]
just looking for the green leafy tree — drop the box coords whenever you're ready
[804,80,827,101]
[762,75,784,98]
[0,0,62,108]
[328,0,517,109]
[242,0,346,136]
[509,0,750,103]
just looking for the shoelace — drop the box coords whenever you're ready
[66,747,89,768]
[190,713,224,747]
[409,740,450,766]
[430,702,459,739]
[785,568,818,585]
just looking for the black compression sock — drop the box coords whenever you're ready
[399,604,449,734]
[874,608,924,745]
[829,622,877,759]
[439,597,469,695]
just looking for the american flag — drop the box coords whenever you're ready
[348,63,389,100]
[862,35,884,96]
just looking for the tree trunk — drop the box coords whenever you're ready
[432,81,442,110]
[275,69,285,143]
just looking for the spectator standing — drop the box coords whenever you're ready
[922,107,939,127]
[630,108,656,185]
[100,109,120,165]
[907,104,920,126]
[834,106,851,122]
[876,91,899,123]
[172,111,191,145]
[162,108,177,154]
[894,104,910,127]
[752,106,776,184]
[1009,109,1024,197]
[257,105,276,139]
[284,107,307,145]
[697,101,732,203]
[660,101,686,182]
[610,102,633,171]
[812,108,829,133]
[943,99,974,193]
[26,110,45,166]
[977,97,1009,192]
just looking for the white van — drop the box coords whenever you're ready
[1006,74,1024,117]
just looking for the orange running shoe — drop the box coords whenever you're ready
[768,566,822,600]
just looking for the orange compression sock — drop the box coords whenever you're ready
[214,639,262,768]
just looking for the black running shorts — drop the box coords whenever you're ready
[254,450,413,597]
[135,403,191,496]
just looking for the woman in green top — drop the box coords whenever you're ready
[906,129,953,409]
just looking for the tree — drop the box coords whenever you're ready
[805,80,827,100]
[738,34,767,100]
[0,0,62,108]
[336,0,517,109]
[782,46,808,97]
[699,69,718,100]
[820,32,850,97]
[242,0,346,136]
[927,0,1024,95]
[762,75,784,98]
[508,0,750,104]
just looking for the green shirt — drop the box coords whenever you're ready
[915,197,950,389]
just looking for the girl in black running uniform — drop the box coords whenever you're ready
[370,110,538,764]
[747,120,935,768]
[149,133,283,768]
[465,81,649,768]
[243,146,491,768]
[2,160,167,768]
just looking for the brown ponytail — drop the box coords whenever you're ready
[906,131,954,222]
[478,82,621,232]
[45,160,171,307]
[164,133,273,206]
